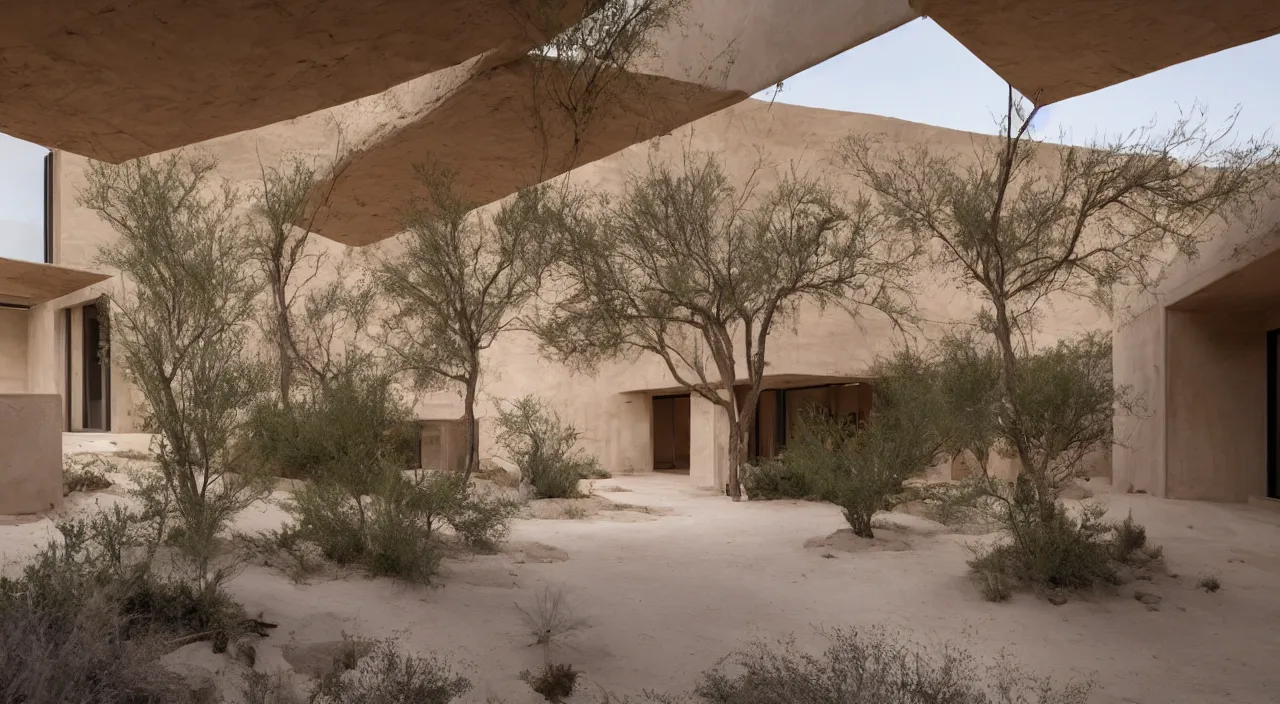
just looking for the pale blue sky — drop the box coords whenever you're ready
[3,17,1278,262]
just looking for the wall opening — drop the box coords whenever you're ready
[82,303,109,430]
[652,394,691,472]
[751,382,871,461]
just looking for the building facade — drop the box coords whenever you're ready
[0,98,1109,494]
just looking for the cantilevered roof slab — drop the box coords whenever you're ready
[306,0,919,244]
[0,0,594,163]
[916,0,1280,105]
[0,258,111,307]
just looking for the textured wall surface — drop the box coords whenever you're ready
[0,394,62,515]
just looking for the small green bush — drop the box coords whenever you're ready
[522,662,580,703]
[688,628,1092,704]
[495,396,602,499]
[62,454,114,496]
[310,638,471,704]
[741,457,816,501]
[968,493,1163,601]
[0,507,246,704]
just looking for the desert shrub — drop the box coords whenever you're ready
[968,490,1163,601]
[523,662,580,703]
[448,488,523,552]
[246,357,417,482]
[1198,575,1222,593]
[310,638,471,704]
[518,587,589,647]
[0,507,246,703]
[83,153,273,586]
[62,454,114,496]
[496,395,601,499]
[741,457,817,501]
[284,469,518,583]
[688,628,1092,704]
[908,477,991,527]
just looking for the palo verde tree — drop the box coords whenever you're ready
[538,150,914,498]
[375,165,567,480]
[841,90,1279,517]
[245,148,374,406]
[81,153,269,584]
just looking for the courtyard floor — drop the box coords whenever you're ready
[5,447,1280,703]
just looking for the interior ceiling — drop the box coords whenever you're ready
[0,257,111,307]
[1171,246,1280,312]
[915,0,1280,105]
[0,0,593,162]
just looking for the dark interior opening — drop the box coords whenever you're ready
[652,394,691,472]
[1268,329,1278,499]
[82,303,110,431]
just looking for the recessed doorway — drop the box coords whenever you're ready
[64,302,111,432]
[652,394,691,472]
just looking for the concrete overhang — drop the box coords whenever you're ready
[915,0,1280,105]
[0,257,111,308]
[1170,245,1280,313]
[0,0,594,163]
[303,0,918,245]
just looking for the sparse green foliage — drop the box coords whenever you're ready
[684,628,1093,704]
[742,459,818,501]
[968,497,1163,601]
[753,350,951,538]
[527,0,685,176]
[82,152,271,586]
[522,662,580,703]
[495,395,601,499]
[1198,575,1222,593]
[310,638,471,704]
[62,454,114,496]
[0,507,246,703]
[247,355,417,481]
[378,167,566,480]
[842,95,1278,517]
[539,150,912,498]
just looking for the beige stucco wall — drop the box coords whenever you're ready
[1113,199,1280,501]
[0,393,62,515]
[46,98,1111,488]
[0,309,27,393]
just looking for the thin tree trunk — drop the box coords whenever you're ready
[991,299,1054,519]
[462,377,479,482]
[726,422,744,500]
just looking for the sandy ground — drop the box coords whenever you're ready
[7,446,1280,703]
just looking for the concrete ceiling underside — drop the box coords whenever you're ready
[308,58,745,246]
[303,0,918,244]
[0,0,594,162]
[917,0,1280,105]
[1171,246,1280,313]
[0,257,111,307]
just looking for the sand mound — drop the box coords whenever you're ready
[507,541,570,563]
[805,528,914,553]
[524,496,669,521]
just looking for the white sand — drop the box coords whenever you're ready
[7,470,1280,703]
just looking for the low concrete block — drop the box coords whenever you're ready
[0,393,62,515]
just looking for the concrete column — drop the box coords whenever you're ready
[607,393,652,475]
[0,393,62,514]
[689,393,729,491]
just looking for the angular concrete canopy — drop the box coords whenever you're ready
[916,0,1280,105]
[306,0,918,244]
[0,0,593,162]
[1170,245,1280,312]
[0,257,111,307]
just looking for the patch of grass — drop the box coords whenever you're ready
[689,627,1092,704]
[522,662,579,703]
[1198,574,1222,593]
[310,638,471,704]
[604,502,656,515]
[560,504,590,520]
[62,455,114,496]
[517,587,589,647]
[114,449,155,462]
[968,501,1164,602]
